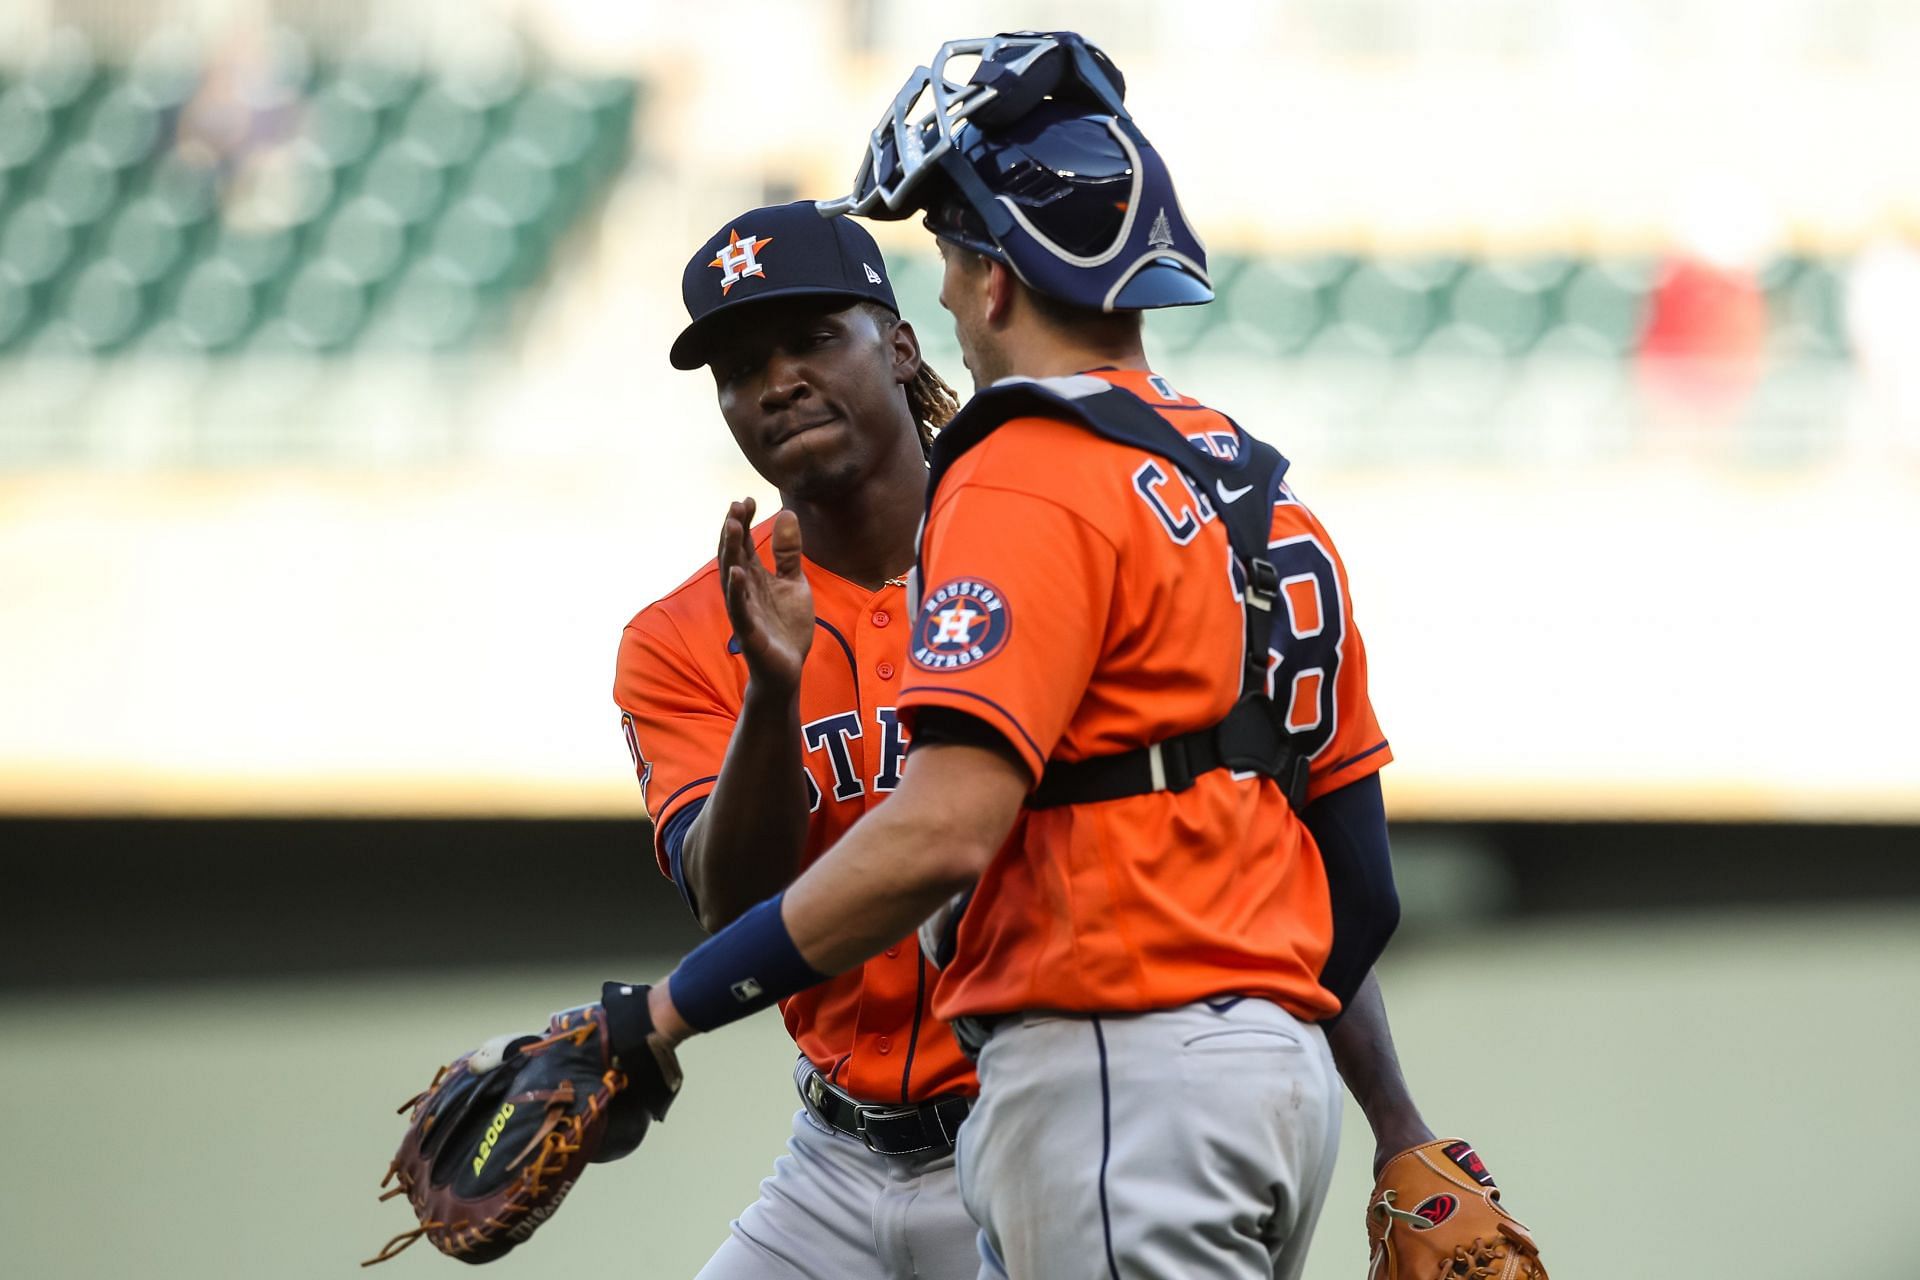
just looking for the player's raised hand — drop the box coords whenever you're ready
[718,497,814,692]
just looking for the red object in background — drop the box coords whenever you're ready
[1637,255,1767,423]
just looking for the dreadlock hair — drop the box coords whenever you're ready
[858,300,961,458]
[905,361,961,457]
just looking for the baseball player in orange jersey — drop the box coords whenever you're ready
[616,186,1443,1277]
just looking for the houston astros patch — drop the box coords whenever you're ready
[911,579,1011,670]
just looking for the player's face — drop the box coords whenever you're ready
[707,299,920,504]
[936,241,1006,391]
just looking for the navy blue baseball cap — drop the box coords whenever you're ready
[669,199,901,370]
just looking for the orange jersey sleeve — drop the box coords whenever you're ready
[614,604,737,877]
[902,481,1118,781]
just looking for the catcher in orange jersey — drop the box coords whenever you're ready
[604,34,1544,1280]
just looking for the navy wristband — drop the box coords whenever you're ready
[669,891,828,1031]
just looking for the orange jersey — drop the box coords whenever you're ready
[615,526,975,1104]
[900,368,1391,1023]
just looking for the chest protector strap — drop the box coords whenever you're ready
[917,375,1309,812]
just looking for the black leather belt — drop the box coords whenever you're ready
[799,1068,971,1157]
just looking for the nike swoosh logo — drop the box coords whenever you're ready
[1215,480,1255,504]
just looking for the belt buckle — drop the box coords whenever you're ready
[854,1102,929,1155]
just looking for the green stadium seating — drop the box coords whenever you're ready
[369,259,483,350]
[1555,259,1655,356]
[302,83,381,173]
[1224,257,1324,354]
[22,29,97,116]
[0,36,1865,379]
[278,259,367,350]
[400,87,490,169]
[319,197,407,285]
[172,258,257,350]
[62,258,144,351]
[1446,261,1551,356]
[358,140,447,226]
[41,145,119,228]
[82,87,162,170]
[0,265,34,349]
[102,198,185,284]
[1334,261,1439,355]
[1763,256,1849,358]
[0,92,53,175]
[2,199,76,286]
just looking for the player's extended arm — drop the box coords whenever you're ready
[1328,971,1437,1174]
[679,500,815,932]
[1297,773,1437,1171]
[644,737,1029,1043]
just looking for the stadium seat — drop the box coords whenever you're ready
[368,259,483,350]
[21,29,98,117]
[319,197,408,285]
[209,223,297,288]
[428,196,523,290]
[83,87,164,171]
[1763,256,1849,358]
[358,139,448,226]
[0,265,35,349]
[465,137,560,233]
[146,157,219,224]
[124,33,201,113]
[61,258,145,351]
[400,86,490,170]
[172,258,258,350]
[1225,257,1324,355]
[1555,258,1654,356]
[102,197,188,285]
[332,53,421,118]
[2,199,76,286]
[41,145,120,228]
[1334,261,1439,356]
[510,81,597,172]
[279,259,367,350]
[1446,260,1552,356]
[0,91,54,176]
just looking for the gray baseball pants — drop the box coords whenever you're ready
[693,1057,982,1280]
[955,998,1342,1280]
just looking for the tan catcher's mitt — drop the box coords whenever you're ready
[363,989,681,1266]
[1366,1138,1547,1280]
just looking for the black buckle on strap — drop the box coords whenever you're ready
[1245,557,1280,611]
[800,1068,969,1156]
[1150,737,1198,793]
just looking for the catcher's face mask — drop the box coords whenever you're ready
[818,30,1211,313]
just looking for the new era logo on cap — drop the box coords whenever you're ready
[709,228,773,295]
[863,262,883,284]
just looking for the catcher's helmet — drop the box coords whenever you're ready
[818,31,1210,313]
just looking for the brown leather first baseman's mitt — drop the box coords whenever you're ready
[363,985,680,1266]
[1366,1138,1547,1280]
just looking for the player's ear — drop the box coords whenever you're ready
[984,260,1016,326]
[889,317,923,385]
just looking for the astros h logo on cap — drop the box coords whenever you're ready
[709,228,773,295]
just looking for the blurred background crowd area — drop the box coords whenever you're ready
[1,0,1919,467]
[3,4,1917,1279]
[1,0,1915,821]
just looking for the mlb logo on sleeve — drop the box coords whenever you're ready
[911,579,1012,670]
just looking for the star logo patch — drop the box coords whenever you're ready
[709,228,773,295]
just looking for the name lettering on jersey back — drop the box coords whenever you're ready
[799,708,910,812]
[1133,460,1217,545]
